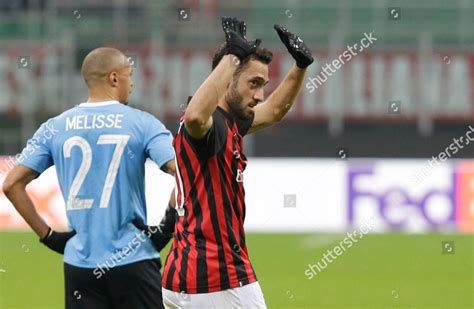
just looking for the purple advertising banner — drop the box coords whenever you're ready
[348,161,474,232]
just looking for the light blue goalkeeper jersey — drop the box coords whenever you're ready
[17,100,174,269]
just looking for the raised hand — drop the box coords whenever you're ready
[221,16,261,60]
[274,24,313,68]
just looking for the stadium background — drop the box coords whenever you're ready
[0,0,473,308]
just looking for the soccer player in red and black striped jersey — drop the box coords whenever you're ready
[161,17,314,308]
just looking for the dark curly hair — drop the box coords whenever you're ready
[211,43,273,76]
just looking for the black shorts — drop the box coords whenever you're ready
[64,258,163,309]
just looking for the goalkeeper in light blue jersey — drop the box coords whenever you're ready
[3,47,176,309]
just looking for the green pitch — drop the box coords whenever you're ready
[1,232,473,308]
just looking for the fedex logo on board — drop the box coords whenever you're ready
[348,161,474,232]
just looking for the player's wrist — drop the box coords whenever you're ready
[295,61,310,69]
[221,54,240,68]
[40,226,53,241]
[40,228,76,254]
[225,43,248,60]
[294,63,308,71]
[274,24,313,69]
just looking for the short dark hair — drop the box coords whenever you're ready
[211,43,273,73]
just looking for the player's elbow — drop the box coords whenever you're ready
[2,175,18,198]
[2,167,32,198]
[183,114,211,140]
[184,111,206,128]
[184,115,199,128]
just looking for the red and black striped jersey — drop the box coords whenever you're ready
[162,106,257,293]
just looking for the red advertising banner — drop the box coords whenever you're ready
[1,46,473,121]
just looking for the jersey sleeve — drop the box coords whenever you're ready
[143,113,175,168]
[16,119,55,174]
[182,111,227,156]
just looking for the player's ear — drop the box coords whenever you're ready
[109,72,119,87]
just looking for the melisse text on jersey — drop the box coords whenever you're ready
[66,114,124,131]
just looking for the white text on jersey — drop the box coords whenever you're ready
[66,114,124,131]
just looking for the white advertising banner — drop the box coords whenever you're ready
[1,157,473,233]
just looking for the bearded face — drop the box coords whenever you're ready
[225,80,252,120]
[223,59,269,121]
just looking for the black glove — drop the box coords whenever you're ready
[222,16,261,60]
[40,227,76,254]
[222,16,247,39]
[133,205,176,252]
[274,24,314,69]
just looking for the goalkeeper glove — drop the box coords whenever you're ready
[133,205,176,252]
[222,16,247,39]
[221,16,261,60]
[274,24,314,69]
[40,227,76,254]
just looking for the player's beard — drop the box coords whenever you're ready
[225,81,252,121]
